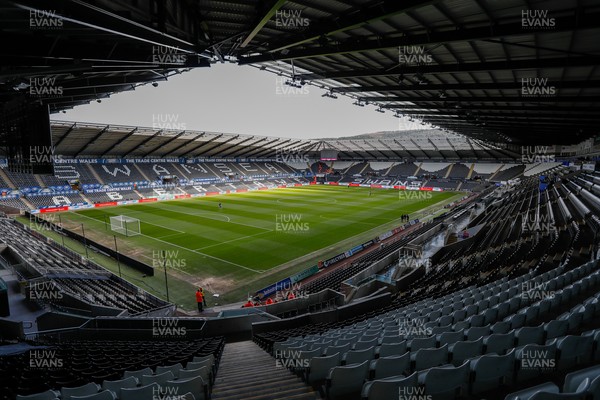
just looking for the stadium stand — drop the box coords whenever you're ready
[37,175,68,189]
[89,164,148,184]
[0,198,29,210]
[1,2,599,400]
[54,164,101,185]
[25,193,87,209]
[3,171,40,190]
[255,258,600,399]
[6,168,597,400]
[300,222,444,295]
[419,162,452,178]
[448,163,471,179]
[387,162,419,178]
[0,219,168,315]
[492,165,527,182]
[472,163,504,180]
[0,173,14,189]
[0,336,224,400]
[344,162,369,176]
[83,190,142,203]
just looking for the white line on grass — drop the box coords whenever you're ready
[142,204,271,231]
[138,253,195,277]
[318,215,377,226]
[141,221,185,233]
[156,232,186,240]
[276,197,337,204]
[97,211,185,234]
[141,233,263,274]
[194,230,272,251]
[72,212,263,274]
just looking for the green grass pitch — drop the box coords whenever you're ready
[35,185,463,309]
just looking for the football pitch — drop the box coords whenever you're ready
[34,186,463,307]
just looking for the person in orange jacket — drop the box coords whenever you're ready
[243,298,254,308]
[195,288,204,312]
[265,297,274,305]
[199,287,208,307]
[287,291,296,300]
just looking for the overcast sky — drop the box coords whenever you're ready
[57,63,425,139]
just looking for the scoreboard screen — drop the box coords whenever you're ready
[320,149,338,161]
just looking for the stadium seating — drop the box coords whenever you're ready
[3,171,41,189]
[386,162,418,177]
[82,191,141,203]
[0,159,573,214]
[26,193,87,209]
[0,197,29,210]
[0,218,168,314]
[1,162,598,400]
[1,337,224,400]
[255,256,600,399]
[492,164,527,182]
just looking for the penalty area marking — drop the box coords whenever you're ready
[156,232,187,240]
[110,211,185,233]
[138,253,195,277]
[319,215,376,226]
[194,213,231,222]
[141,204,271,231]
[194,230,272,251]
[72,212,263,274]
[276,198,337,205]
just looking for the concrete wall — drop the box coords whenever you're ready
[252,292,391,336]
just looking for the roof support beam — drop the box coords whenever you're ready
[239,10,600,64]
[73,124,109,158]
[53,122,77,148]
[219,136,264,158]
[100,127,137,157]
[252,138,293,158]
[182,134,223,157]
[12,0,205,54]
[360,96,600,103]
[399,111,600,120]
[142,130,188,158]
[259,0,443,53]
[332,80,600,93]
[122,130,163,157]
[200,135,240,157]
[218,136,256,158]
[238,138,280,158]
[229,137,270,158]
[161,132,205,157]
[295,56,600,80]
[384,104,600,112]
[240,0,288,48]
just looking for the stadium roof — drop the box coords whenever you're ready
[1,0,599,146]
[50,120,518,160]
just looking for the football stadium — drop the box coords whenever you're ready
[0,1,599,399]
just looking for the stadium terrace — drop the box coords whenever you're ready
[1,1,599,400]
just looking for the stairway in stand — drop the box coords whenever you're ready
[211,341,320,400]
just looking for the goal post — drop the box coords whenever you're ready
[110,215,141,237]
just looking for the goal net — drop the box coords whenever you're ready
[110,215,141,237]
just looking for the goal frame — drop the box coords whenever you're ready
[110,215,141,237]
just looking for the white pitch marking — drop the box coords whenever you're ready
[141,204,271,231]
[72,212,263,274]
[194,230,272,251]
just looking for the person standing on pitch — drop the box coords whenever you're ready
[200,287,208,307]
[196,288,204,313]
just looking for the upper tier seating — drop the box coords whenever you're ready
[0,219,168,314]
[258,258,600,400]
[1,337,224,400]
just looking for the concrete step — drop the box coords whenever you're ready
[211,341,320,400]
